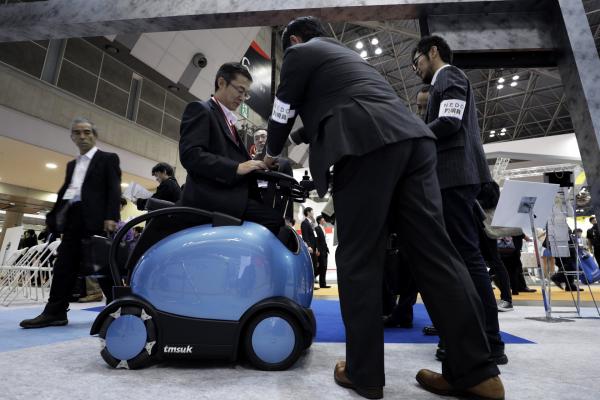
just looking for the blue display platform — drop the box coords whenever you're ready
[0,299,533,353]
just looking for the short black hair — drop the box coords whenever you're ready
[133,226,144,234]
[214,62,252,92]
[303,207,313,217]
[412,35,453,64]
[282,16,328,51]
[120,197,127,207]
[590,216,597,223]
[575,228,583,233]
[152,162,174,177]
[316,215,325,224]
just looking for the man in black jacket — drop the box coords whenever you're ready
[20,117,121,329]
[264,16,503,400]
[315,215,331,288]
[412,36,506,366]
[136,162,181,209]
[301,207,318,282]
[179,62,282,234]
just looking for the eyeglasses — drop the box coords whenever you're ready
[412,53,425,71]
[229,82,251,101]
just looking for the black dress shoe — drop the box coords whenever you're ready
[334,361,383,399]
[422,325,439,336]
[519,287,537,293]
[20,312,68,329]
[320,285,332,289]
[564,285,583,291]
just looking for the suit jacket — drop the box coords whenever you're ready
[301,218,317,249]
[179,99,258,218]
[46,149,121,233]
[266,37,434,197]
[425,65,492,189]
[315,225,329,255]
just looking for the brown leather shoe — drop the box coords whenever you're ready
[416,369,505,400]
[334,361,383,399]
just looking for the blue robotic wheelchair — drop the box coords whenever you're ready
[89,170,316,370]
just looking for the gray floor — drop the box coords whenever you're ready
[1,302,599,400]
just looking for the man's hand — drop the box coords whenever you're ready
[236,160,267,175]
[104,220,118,233]
[263,155,279,171]
[316,250,320,257]
[308,246,314,254]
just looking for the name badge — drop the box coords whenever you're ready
[271,97,292,124]
[439,99,466,120]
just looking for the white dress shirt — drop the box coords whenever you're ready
[431,63,451,86]
[212,97,238,135]
[62,146,98,202]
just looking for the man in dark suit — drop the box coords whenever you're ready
[315,215,331,288]
[264,17,503,400]
[20,117,121,329]
[412,36,506,365]
[136,162,181,209]
[179,62,282,234]
[301,207,318,286]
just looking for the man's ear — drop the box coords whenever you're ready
[217,76,226,90]
[428,45,438,60]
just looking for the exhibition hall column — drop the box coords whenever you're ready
[0,210,23,248]
[553,0,600,219]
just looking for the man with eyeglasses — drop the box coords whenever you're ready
[264,16,503,400]
[412,35,507,371]
[20,117,122,329]
[179,62,283,235]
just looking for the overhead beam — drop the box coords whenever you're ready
[0,0,550,42]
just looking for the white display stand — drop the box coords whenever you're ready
[0,225,24,265]
[492,181,570,322]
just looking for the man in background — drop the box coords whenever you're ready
[315,215,331,289]
[20,117,121,328]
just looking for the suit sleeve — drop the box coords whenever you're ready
[266,46,313,157]
[179,102,240,185]
[427,68,468,140]
[104,153,122,222]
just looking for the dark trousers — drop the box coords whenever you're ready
[594,246,600,269]
[503,252,528,292]
[243,198,284,235]
[441,185,505,357]
[479,229,512,303]
[389,274,418,325]
[317,254,328,287]
[44,203,111,315]
[333,138,498,390]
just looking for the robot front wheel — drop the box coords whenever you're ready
[243,310,305,371]
[98,305,157,369]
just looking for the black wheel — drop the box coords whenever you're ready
[244,310,304,371]
[98,305,157,369]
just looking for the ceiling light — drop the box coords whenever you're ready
[121,183,129,188]
[490,130,496,134]
[496,84,504,90]
[374,47,382,55]
[510,81,518,87]
[489,133,495,138]
[512,75,519,80]
[360,50,368,58]
[355,41,364,49]
[498,77,505,83]
[45,163,57,169]
[371,37,379,45]
[501,128,507,132]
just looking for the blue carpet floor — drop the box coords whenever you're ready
[0,299,532,353]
